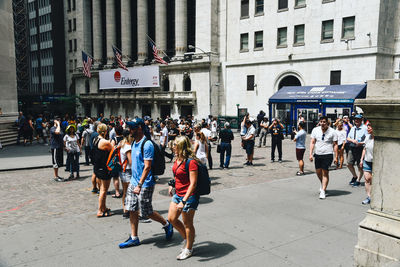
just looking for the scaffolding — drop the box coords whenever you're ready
[13,0,30,96]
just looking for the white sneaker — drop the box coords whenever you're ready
[177,248,193,260]
[180,239,187,252]
[319,190,326,199]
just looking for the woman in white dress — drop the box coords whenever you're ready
[193,132,208,165]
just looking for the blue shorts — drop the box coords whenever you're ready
[245,140,255,155]
[172,194,199,212]
[363,160,372,173]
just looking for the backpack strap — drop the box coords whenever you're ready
[140,137,149,156]
[184,158,192,174]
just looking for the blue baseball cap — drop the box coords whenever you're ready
[354,114,363,119]
[143,115,152,121]
[126,118,145,129]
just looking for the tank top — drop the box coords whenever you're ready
[196,140,207,160]
[92,137,111,179]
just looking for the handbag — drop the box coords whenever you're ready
[216,138,221,153]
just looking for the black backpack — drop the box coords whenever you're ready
[184,159,211,196]
[141,138,166,176]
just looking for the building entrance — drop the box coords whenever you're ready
[297,108,319,133]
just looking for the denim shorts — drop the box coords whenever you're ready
[363,160,373,173]
[172,194,199,212]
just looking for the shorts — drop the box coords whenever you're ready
[125,184,154,217]
[348,147,363,165]
[120,169,132,183]
[363,160,373,173]
[94,167,111,180]
[338,144,343,150]
[314,154,333,170]
[245,140,255,155]
[51,148,63,168]
[172,194,199,212]
[296,148,305,161]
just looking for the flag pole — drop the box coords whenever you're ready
[146,34,171,61]
[112,44,134,63]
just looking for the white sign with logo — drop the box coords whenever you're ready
[99,66,159,89]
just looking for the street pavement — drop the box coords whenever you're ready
[0,134,369,266]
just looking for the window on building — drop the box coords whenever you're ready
[72,0,76,10]
[73,39,77,51]
[278,0,288,10]
[241,0,249,18]
[69,59,73,72]
[240,33,249,51]
[184,76,191,91]
[247,75,255,91]
[254,31,263,49]
[255,0,264,15]
[73,18,76,31]
[67,0,71,12]
[68,20,72,32]
[294,24,305,45]
[330,70,341,85]
[277,27,287,47]
[295,0,306,7]
[342,16,355,39]
[321,20,334,41]
[69,40,72,52]
[74,59,77,70]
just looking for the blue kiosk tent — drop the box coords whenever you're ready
[268,84,367,133]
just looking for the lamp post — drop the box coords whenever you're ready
[236,103,240,132]
[188,45,213,116]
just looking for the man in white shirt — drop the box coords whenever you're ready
[242,119,256,166]
[309,116,338,199]
[160,121,173,161]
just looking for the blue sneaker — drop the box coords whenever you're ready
[352,181,361,187]
[163,221,174,240]
[362,197,371,205]
[119,236,140,249]
[349,177,357,185]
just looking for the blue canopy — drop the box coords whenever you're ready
[269,84,367,104]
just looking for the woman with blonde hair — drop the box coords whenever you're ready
[168,135,200,260]
[118,129,133,218]
[92,123,113,217]
[194,131,208,165]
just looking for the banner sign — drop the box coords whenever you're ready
[99,66,159,89]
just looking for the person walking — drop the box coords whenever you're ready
[219,122,234,168]
[309,116,338,199]
[293,121,306,176]
[258,117,269,147]
[360,123,374,205]
[160,121,173,161]
[167,136,200,260]
[242,119,256,166]
[63,125,81,180]
[119,129,133,218]
[347,114,367,187]
[111,125,124,198]
[81,124,93,165]
[23,115,34,146]
[194,132,208,165]
[50,118,64,182]
[335,120,347,169]
[16,111,26,145]
[200,123,213,169]
[269,118,284,163]
[119,118,173,248]
[92,123,113,217]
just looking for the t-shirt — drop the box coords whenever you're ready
[173,159,199,197]
[63,134,80,153]
[244,125,256,140]
[109,128,116,142]
[260,121,269,130]
[82,129,93,147]
[160,126,169,146]
[211,121,217,132]
[311,126,338,155]
[120,143,131,170]
[35,118,43,129]
[169,128,179,141]
[131,136,154,187]
[348,124,367,143]
[335,129,347,146]
[196,140,207,160]
[364,135,374,162]
[50,126,64,149]
[270,124,282,136]
[295,129,306,149]
[219,129,234,143]
[89,131,99,149]
[201,128,212,145]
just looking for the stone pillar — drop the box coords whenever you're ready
[106,0,116,65]
[354,79,400,266]
[121,0,131,63]
[175,0,187,56]
[152,101,159,119]
[92,0,103,66]
[137,0,148,62]
[91,102,97,118]
[155,0,167,54]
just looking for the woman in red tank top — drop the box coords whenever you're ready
[167,136,200,260]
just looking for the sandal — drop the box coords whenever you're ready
[296,171,302,176]
[97,210,113,218]
[112,194,122,198]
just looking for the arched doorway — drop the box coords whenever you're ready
[278,75,301,90]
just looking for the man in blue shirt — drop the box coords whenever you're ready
[347,114,368,187]
[119,118,173,249]
[293,121,307,175]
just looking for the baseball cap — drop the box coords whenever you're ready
[126,118,145,129]
[355,114,363,119]
[143,116,152,121]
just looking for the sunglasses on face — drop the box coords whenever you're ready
[322,133,325,141]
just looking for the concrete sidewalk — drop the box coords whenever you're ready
[0,168,368,266]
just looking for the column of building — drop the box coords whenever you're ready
[92,0,103,67]
[120,0,131,63]
[106,0,117,66]
[137,0,148,62]
[175,0,187,57]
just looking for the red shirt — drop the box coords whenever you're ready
[172,160,198,197]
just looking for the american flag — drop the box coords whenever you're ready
[112,45,128,71]
[149,39,168,65]
[81,51,93,78]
